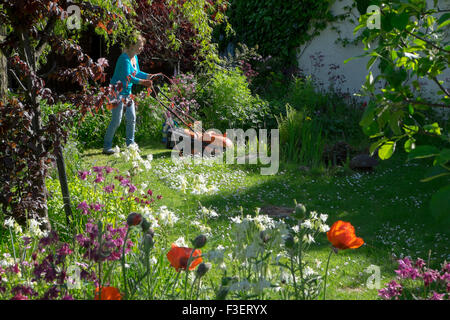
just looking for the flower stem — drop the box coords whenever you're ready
[121,228,130,299]
[323,248,334,300]
[184,249,195,299]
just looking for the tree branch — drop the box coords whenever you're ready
[405,98,450,109]
[404,29,450,54]
[36,17,57,59]
[432,77,450,98]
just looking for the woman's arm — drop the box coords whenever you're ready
[134,56,152,80]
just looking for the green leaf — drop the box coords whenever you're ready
[403,124,419,135]
[430,185,450,222]
[392,12,409,30]
[379,141,396,160]
[423,123,441,135]
[421,165,450,182]
[434,148,450,165]
[404,138,415,153]
[407,145,440,160]
[370,138,388,155]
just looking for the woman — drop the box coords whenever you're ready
[103,33,153,155]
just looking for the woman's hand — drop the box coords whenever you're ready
[140,79,153,87]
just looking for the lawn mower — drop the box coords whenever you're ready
[148,74,232,156]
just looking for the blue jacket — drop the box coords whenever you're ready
[110,53,149,96]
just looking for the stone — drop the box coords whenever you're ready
[260,206,293,218]
[349,154,379,171]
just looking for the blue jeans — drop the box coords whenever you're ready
[103,97,136,150]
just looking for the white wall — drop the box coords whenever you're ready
[296,0,449,103]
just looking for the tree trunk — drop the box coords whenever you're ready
[0,25,7,101]
[54,142,73,231]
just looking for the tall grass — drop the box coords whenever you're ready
[276,104,325,167]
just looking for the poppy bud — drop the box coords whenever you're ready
[196,262,211,278]
[192,234,207,249]
[127,212,143,226]
[294,203,307,219]
[260,230,270,243]
[143,231,154,252]
[284,234,295,249]
[141,218,151,232]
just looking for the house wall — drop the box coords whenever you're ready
[296,0,449,103]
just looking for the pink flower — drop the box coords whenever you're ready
[77,171,91,180]
[94,174,104,183]
[11,293,28,300]
[128,184,137,193]
[77,201,90,215]
[103,184,115,193]
[429,291,445,300]
[423,270,440,286]
[378,280,403,300]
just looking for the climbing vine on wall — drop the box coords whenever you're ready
[219,0,350,67]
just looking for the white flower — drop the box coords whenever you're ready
[147,154,153,161]
[315,259,322,269]
[174,236,188,247]
[319,223,330,233]
[229,279,251,292]
[230,216,242,224]
[301,220,313,229]
[303,234,315,244]
[303,266,317,277]
[291,225,300,233]
[253,279,271,294]
[319,214,328,222]
[29,219,44,237]
[4,217,15,228]
[245,241,262,259]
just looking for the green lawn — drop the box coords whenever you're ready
[66,140,449,300]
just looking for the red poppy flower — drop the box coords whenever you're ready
[327,220,364,250]
[94,286,122,300]
[166,244,202,272]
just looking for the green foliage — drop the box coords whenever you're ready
[197,67,270,131]
[263,76,367,146]
[351,0,450,221]
[221,0,338,66]
[276,104,325,168]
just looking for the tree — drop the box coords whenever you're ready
[0,0,130,229]
[350,0,450,222]
[132,0,230,73]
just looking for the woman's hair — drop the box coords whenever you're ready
[122,31,145,50]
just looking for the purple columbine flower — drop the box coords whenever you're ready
[94,174,104,183]
[429,291,445,300]
[89,203,105,212]
[104,167,114,174]
[57,243,73,256]
[128,184,137,193]
[92,166,104,173]
[378,280,403,300]
[103,184,115,194]
[77,170,91,180]
[120,179,130,186]
[415,258,426,269]
[423,270,440,286]
[77,201,90,215]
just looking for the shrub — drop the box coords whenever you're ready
[197,67,270,132]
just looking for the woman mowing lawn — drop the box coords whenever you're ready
[103,32,154,155]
